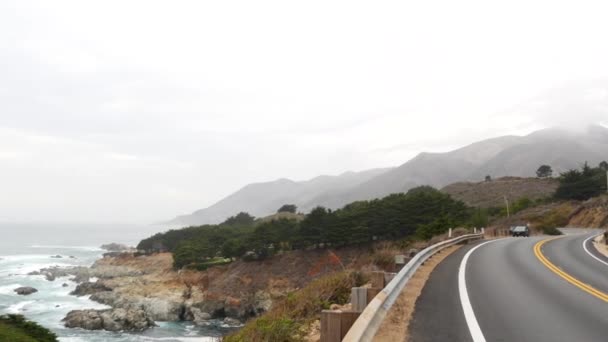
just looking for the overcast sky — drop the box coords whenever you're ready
[1,0,608,223]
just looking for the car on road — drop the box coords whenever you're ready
[511,225,530,237]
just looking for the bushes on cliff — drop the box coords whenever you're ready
[0,314,58,342]
[223,271,366,342]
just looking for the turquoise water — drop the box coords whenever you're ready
[0,223,231,342]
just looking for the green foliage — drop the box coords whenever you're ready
[416,215,454,240]
[600,161,608,171]
[534,210,568,235]
[511,197,532,214]
[536,165,553,178]
[139,187,472,268]
[0,315,57,342]
[555,162,606,201]
[223,212,256,226]
[277,204,297,213]
[542,226,563,235]
[485,175,492,182]
[468,207,490,228]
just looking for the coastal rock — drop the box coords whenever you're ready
[51,255,63,259]
[253,291,273,315]
[189,307,211,324]
[89,291,117,306]
[14,287,38,295]
[90,265,143,278]
[30,266,90,282]
[223,317,241,325]
[63,308,155,332]
[100,243,133,252]
[70,281,112,296]
[138,298,184,321]
[62,283,69,287]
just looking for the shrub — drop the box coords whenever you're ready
[0,315,58,342]
[224,271,365,342]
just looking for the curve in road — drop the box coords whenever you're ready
[408,234,608,342]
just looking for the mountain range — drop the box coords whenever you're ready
[169,125,608,226]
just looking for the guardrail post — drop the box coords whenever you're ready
[371,271,385,288]
[367,288,381,305]
[448,227,453,238]
[321,310,360,342]
[351,287,368,312]
[395,254,406,271]
[474,227,477,234]
[384,272,396,285]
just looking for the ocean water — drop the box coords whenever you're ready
[0,223,231,342]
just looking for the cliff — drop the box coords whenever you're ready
[75,245,382,326]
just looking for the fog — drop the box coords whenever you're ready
[1,0,608,223]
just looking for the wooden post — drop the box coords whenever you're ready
[394,255,406,271]
[321,310,342,342]
[351,287,368,312]
[366,288,381,305]
[321,310,360,342]
[340,311,361,339]
[371,271,385,288]
[384,272,397,286]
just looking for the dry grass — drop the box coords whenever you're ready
[372,245,461,342]
[442,177,558,208]
[223,271,366,342]
[593,234,608,258]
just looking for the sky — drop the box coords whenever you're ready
[1,0,608,223]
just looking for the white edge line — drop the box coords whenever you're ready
[582,234,608,267]
[459,239,502,342]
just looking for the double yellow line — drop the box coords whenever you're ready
[534,238,608,302]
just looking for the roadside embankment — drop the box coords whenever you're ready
[372,245,461,342]
[593,234,608,259]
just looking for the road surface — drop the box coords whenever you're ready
[408,231,608,342]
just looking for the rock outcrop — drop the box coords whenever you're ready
[28,266,91,283]
[70,282,112,297]
[63,308,155,332]
[14,287,38,295]
[62,246,368,329]
[101,243,134,252]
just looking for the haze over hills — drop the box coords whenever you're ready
[170,125,608,226]
[170,168,391,226]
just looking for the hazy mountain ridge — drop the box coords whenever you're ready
[170,168,391,226]
[170,125,608,226]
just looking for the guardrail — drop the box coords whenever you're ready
[341,233,484,342]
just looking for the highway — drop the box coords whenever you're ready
[408,231,608,342]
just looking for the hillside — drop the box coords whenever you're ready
[170,125,608,226]
[170,168,390,226]
[441,177,559,208]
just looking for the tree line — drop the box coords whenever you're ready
[137,186,474,269]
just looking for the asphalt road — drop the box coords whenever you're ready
[408,232,608,342]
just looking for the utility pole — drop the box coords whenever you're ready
[504,195,510,218]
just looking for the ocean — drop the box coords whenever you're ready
[0,223,229,342]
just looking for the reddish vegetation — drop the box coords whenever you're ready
[307,251,344,277]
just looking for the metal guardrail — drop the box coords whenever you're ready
[342,233,484,342]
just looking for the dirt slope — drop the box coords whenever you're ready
[442,177,558,207]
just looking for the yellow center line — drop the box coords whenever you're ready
[534,238,608,302]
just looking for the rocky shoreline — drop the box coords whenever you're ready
[27,250,255,332]
[25,243,361,333]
